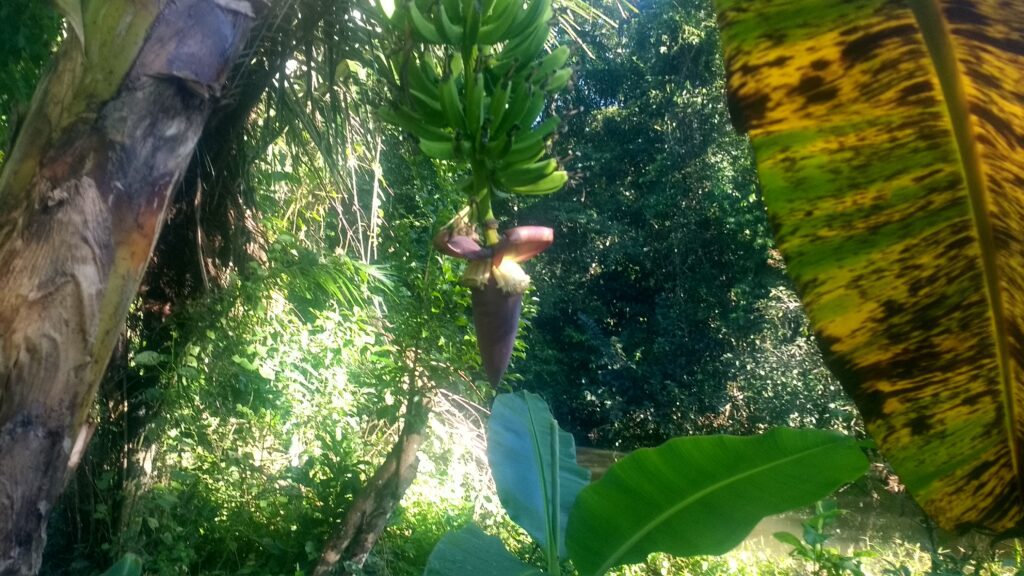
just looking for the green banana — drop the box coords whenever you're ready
[496,21,550,73]
[488,55,517,82]
[379,105,450,139]
[448,52,465,78]
[508,169,567,195]
[408,1,445,44]
[479,0,498,21]
[501,115,559,164]
[419,51,441,83]
[485,0,514,21]
[419,136,459,160]
[436,3,464,44]
[502,140,545,166]
[497,158,557,187]
[491,79,532,137]
[518,87,548,130]
[504,0,551,41]
[439,73,467,132]
[485,132,512,159]
[404,55,440,100]
[518,115,560,144]
[411,101,451,129]
[389,0,572,205]
[544,67,572,93]
[531,46,570,83]
[462,0,482,50]
[501,125,545,165]
[477,0,519,44]
[465,72,486,136]
[441,0,463,25]
[488,79,511,128]
[410,88,443,115]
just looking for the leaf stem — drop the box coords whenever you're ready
[472,167,499,246]
[547,418,561,575]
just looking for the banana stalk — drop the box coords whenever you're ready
[387,0,571,384]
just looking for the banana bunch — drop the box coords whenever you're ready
[380,0,573,202]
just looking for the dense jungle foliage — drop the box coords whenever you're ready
[3,0,1017,574]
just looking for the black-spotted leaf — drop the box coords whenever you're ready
[565,428,868,576]
[714,0,1024,531]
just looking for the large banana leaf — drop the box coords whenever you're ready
[713,0,1024,532]
[565,428,868,576]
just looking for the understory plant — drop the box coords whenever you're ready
[773,500,872,576]
[424,391,870,575]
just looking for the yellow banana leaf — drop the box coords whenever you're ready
[713,0,1024,532]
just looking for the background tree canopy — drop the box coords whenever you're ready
[516,0,849,448]
[0,0,60,152]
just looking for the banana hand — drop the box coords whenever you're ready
[508,170,567,195]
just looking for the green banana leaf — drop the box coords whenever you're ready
[565,428,869,576]
[713,0,1024,532]
[487,391,590,560]
[423,525,545,576]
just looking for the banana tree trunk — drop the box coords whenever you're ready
[0,1,259,573]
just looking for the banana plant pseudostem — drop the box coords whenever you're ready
[714,0,1024,532]
[0,0,259,573]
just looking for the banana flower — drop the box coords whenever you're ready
[433,225,554,384]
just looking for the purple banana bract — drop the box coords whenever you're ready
[471,283,523,385]
[433,225,554,384]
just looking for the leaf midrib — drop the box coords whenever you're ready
[525,399,555,555]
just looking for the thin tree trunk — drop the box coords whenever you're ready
[314,393,433,576]
[0,1,259,573]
